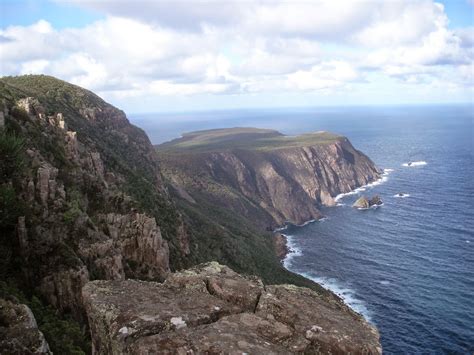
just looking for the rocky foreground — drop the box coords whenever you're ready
[82,262,381,354]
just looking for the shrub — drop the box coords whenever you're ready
[0,282,91,355]
[0,184,24,230]
[0,128,25,181]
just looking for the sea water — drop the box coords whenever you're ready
[132,104,474,354]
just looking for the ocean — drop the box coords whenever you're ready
[131,104,474,354]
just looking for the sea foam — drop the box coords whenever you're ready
[300,272,373,322]
[334,168,392,202]
[281,234,302,269]
[394,193,410,198]
[402,161,427,167]
[281,235,373,321]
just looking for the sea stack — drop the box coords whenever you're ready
[353,195,383,209]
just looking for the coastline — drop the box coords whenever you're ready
[334,168,393,203]
[275,168,391,320]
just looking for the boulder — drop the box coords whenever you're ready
[353,195,383,209]
[0,298,52,354]
[82,262,381,354]
[369,195,383,206]
[353,196,370,209]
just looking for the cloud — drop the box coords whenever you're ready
[1,0,472,107]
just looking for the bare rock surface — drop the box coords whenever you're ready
[83,262,381,354]
[274,233,289,260]
[0,298,51,354]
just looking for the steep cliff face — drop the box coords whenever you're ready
[157,128,381,228]
[0,75,188,320]
[82,262,381,354]
[0,298,51,354]
[1,76,383,354]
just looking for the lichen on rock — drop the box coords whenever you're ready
[82,262,381,354]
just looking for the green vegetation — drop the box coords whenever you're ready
[0,128,25,180]
[0,126,26,246]
[63,190,84,225]
[0,282,90,355]
[158,127,341,153]
[171,188,328,293]
[0,185,24,229]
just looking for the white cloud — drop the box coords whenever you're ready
[1,0,472,106]
[287,61,359,91]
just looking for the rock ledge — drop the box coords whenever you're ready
[83,262,381,354]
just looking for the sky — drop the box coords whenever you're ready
[0,0,473,113]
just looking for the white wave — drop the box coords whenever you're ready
[300,273,373,322]
[402,161,427,167]
[294,219,317,227]
[380,280,391,286]
[334,168,392,202]
[281,234,302,269]
[273,225,288,232]
[394,193,410,198]
[281,237,373,322]
[356,203,383,211]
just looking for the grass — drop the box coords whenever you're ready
[157,127,342,153]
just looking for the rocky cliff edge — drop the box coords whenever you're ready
[157,128,381,228]
[83,262,381,354]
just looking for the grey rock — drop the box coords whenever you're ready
[353,196,370,209]
[82,262,381,354]
[0,298,52,354]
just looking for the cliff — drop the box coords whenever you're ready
[157,127,381,228]
[0,76,382,353]
[82,262,381,354]
[0,75,191,352]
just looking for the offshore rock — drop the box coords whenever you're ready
[369,195,383,206]
[353,196,370,209]
[82,262,381,354]
[0,298,51,354]
[353,195,383,209]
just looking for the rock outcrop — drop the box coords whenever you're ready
[353,196,370,209]
[274,233,289,260]
[353,195,383,209]
[83,262,381,354]
[0,75,187,319]
[0,298,51,354]
[158,128,381,228]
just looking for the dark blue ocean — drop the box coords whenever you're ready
[131,105,474,354]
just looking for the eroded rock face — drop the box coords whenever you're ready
[0,298,51,354]
[96,212,170,280]
[0,77,186,320]
[159,137,381,228]
[273,233,289,260]
[82,262,381,354]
